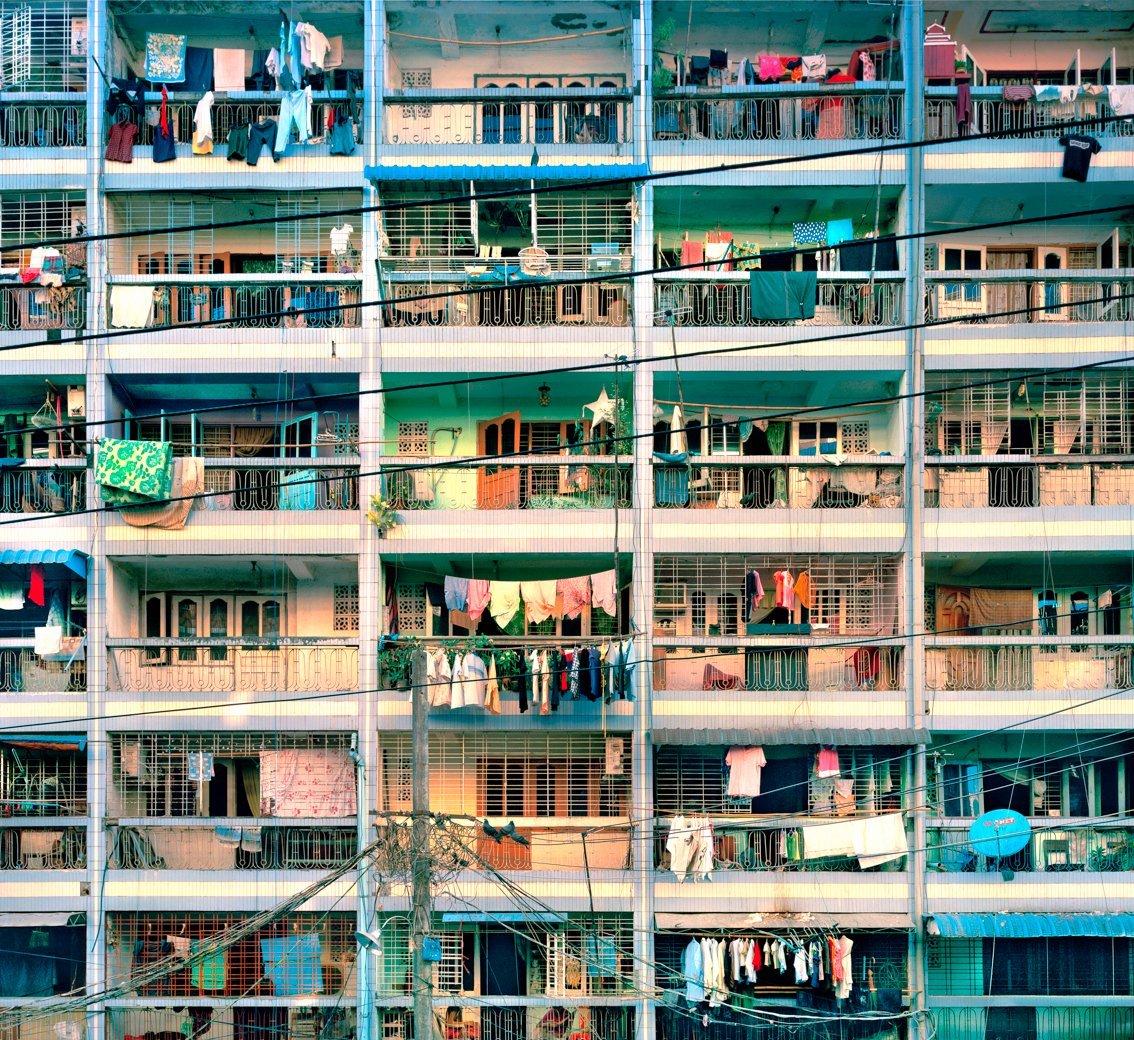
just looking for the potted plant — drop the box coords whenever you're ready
[367,493,400,536]
[377,636,421,690]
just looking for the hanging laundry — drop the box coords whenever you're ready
[590,569,618,617]
[794,570,812,609]
[725,746,767,797]
[773,569,795,609]
[682,939,705,1002]
[144,32,187,83]
[192,91,215,155]
[1107,85,1134,116]
[453,652,487,710]
[443,576,468,612]
[109,285,156,328]
[186,751,214,782]
[1059,134,1101,183]
[426,649,452,708]
[557,575,591,620]
[802,54,827,80]
[825,218,855,246]
[0,581,23,610]
[466,579,491,623]
[816,747,840,777]
[27,564,45,607]
[792,221,827,245]
[519,580,558,623]
[488,580,520,628]
[669,404,688,455]
[152,85,176,163]
[484,655,501,715]
[666,815,697,882]
[213,48,247,90]
[34,625,62,657]
[748,271,817,320]
[329,224,354,256]
[745,569,765,620]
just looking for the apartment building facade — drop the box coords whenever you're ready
[1,1,1133,1039]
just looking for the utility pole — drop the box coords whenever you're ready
[410,649,436,1040]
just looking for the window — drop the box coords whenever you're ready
[943,246,982,303]
[796,420,838,456]
[333,584,359,633]
[401,68,431,119]
[396,421,429,457]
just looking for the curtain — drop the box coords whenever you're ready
[1051,420,1080,455]
[233,426,275,458]
[241,760,262,818]
[969,588,1033,630]
[980,420,1010,455]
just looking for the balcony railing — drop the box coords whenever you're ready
[930,1009,1134,1038]
[0,645,86,693]
[382,276,630,328]
[924,271,1134,325]
[382,457,630,511]
[654,458,902,509]
[654,643,903,693]
[0,282,86,331]
[107,639,360,693]
[200,459,359,511]
[0,95,87,148]
[106,276,362,330]
[653,84,904,142]
[112,92,359,156]
[448,820,631,873]
[384,88,633,146]
[0,462,86,513]
[0,823,85,869]
[925,87,1134,141]
[654,274,903,327]
[108,820,357,870]
[927,458,1134,508]
[925,638,1134,692]
[929,821,1134,873]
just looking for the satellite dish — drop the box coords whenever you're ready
[968,810,1031,858]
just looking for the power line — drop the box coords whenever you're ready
[6,285,1134,527]
[5,198,1132,362]
[9,111,1130,254]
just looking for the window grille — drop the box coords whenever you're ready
[109,732,354,818]
[534,190,632,262]
[401,68,431,118]
[841,420,871,454]
[7,1,85,89]
[928,378,1011,455]
[274,193,360,271]
[654,555,900,637]
[395,583,427,635]
[545,917,632,996]
[655,745,903,817]
[379,192,474,261]
[376,733,631,818]
[106,912,356,997]
[396,421,430,456]
[333,584,359,633]
[0,192,84,267]
[0,744,86,816]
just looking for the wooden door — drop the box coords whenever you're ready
[476,412,521,508]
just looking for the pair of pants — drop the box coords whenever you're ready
[274,87,311,154]
[246,120,278,165]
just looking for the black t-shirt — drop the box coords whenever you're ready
[1059,134,1101,182]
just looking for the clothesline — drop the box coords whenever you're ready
[652,398,885,419]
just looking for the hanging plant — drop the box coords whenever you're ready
[367,494,401,536]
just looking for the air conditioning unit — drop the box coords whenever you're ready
[66,386,85,418]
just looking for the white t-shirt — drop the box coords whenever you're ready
[330,223,354,255]
[725,746,767,797]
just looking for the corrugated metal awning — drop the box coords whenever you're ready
[0,734,87,751]
[0,549,88,578]
[928,913,1134,939]
[656,913,912,931]
[0,912,84,928]
[365,163,649,184]
[652,727,928,746]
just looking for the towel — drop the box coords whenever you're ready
[489,581,521,628]
[443,576,468,612]
[855,813,908,868]
[144,32,186,83]
[109,285,155,328]
[520,580,558,623]
[1108,85,1134,116]
[590,569,618,617]
[825,218,855,246]
[120,456,204,530]
[466,579,491,623]
[34,625,62,656]
[213,48,247,90]
[96,438,174,502]
[0,582,23,610]
[749,271,817,320]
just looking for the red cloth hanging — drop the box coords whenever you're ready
[159,85,169,135]
[28,565,45,606]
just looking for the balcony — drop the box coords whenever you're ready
[0,96,86,150]
[0,741,87,817]
[925,86,1134,142]
[382,274,630,328]
[0,283,85,333]
[927,458,1134,509]
[0,461,86,515]
[105,276,362,331]
[926,638,1134,693]
[384,88,633,148]
[653,457,903,509]
[107,638,359,694]
[0,823,85,869]
[928,820,1133,874]
[653,84,904,144]
[924,271,1134,326]
[383,457,630,511]
[449,819,631,876]
[654,273,903,328]
[929,1009,1134,1039]
[108,819,357,870]
[198,459,358,512]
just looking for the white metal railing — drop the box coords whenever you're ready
[0,645,86,692]
[199,460,358,511]
[925,638,1134,692]
[925,87,1134,141]
[927,458,1134,508]
[0,95,86,147]
[0,282,85,330]
[924,270,1134,324]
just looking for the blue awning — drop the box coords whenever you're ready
[0,734,87,752]
[928,913,1134,939]
[442,912,561,924]
[0,549,88,578]
[365,163,649,184]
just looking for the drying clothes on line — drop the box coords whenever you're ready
[1059,133,1101,183]
[105,120,139,163]
[669,404,688,455]
[488,580,521,628]
[452,651,488,709]
[294,22,331,69]
[793,570,812,609]
[725,746,767,797]
[1002,84,1034,103]
[816,747,840,778]
[190,939,226,991]
[792,221,826,245]
[96,438,174,503]
[1107,85,1134,116]
[425,648,452,708]
[258,748,356,818]
[745,569,766,621]
[34,625,62,657]
[152,86,176,163]
[260,934,322,996]
[773,569,795,609]
[27,565,45,607]
[275,86,313,154]
[557,575,591,620]
[466,579,491,622]
[186,751,214,782]
[590,568,618,617]
[0,582,23,610]
[519,580,558,624]
[144,32,186,83]
[749,271,817,320]
[443,576,468,612]
[837,235,899,271]
[825,218,855,246]
[109,285,155,328]
[683,939,705,1003]
[1035,84,1078,105]
[246,120,280,165]
[212,48,247,90]
[484,655,500,714]
[192,91,214,155]
[329,223,354,256]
